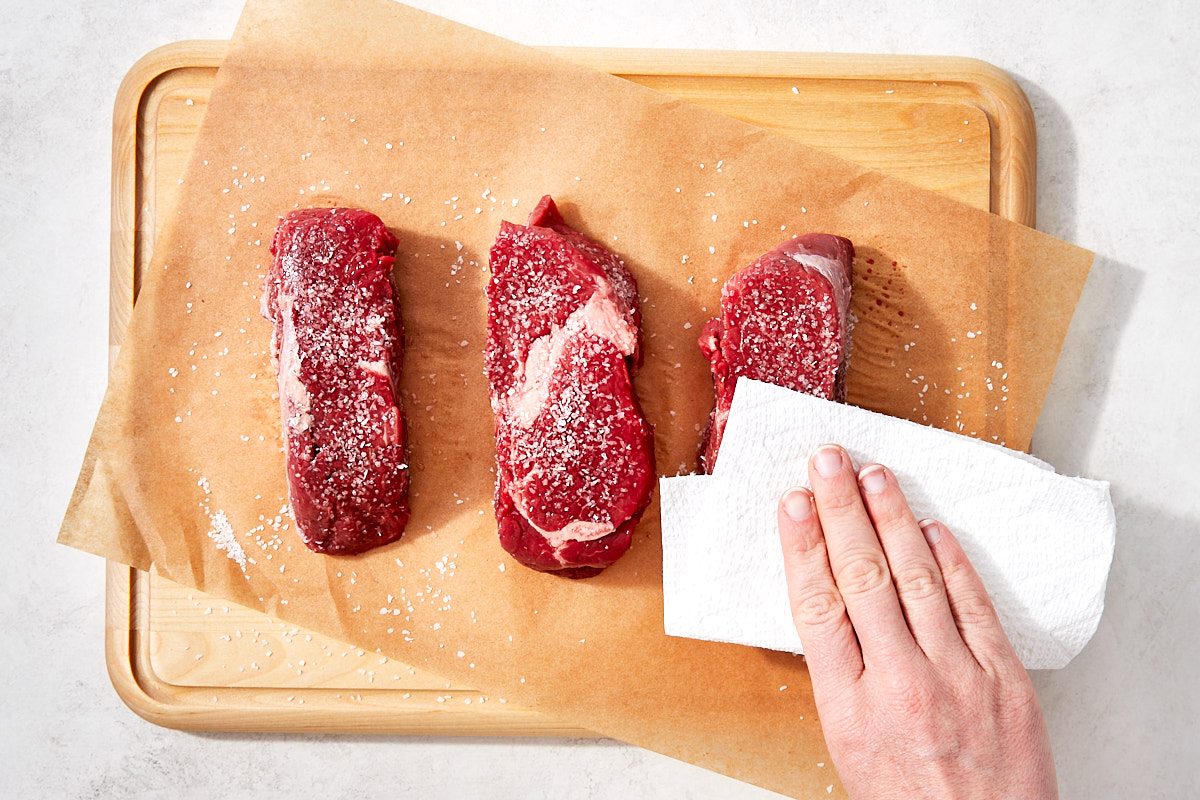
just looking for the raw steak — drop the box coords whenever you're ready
[486,196,656,578]
[263,208,410,555]
[698,233,854,472]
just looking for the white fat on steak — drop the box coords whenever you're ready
[276,294,314,437]
[786,249,851,352]
[505,280,637,548]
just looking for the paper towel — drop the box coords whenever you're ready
[661,380,1116,670]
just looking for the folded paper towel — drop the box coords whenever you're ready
[661,379,1115,670]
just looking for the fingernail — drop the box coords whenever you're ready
[812,445,843,478]
[782,488,814,522]
[859,465,888,495]
[919,519,942,544]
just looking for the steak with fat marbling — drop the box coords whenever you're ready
[263,207,410,555]
[699,233,854,473]
[485,196,655,578]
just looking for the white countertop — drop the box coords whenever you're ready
[2,1,1197,797]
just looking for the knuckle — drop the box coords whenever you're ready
[779,525,822,564]
[818,485,862,515]
[994,677,1040,721]
[894,564,944,602]
[792,585,847,629]
[952,591,998,628]
[836,552,891,596]
[980,649,1026,684]
[939,557,968,582]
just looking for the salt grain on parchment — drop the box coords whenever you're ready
[207,510,248,571]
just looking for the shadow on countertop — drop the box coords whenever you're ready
[1031,492,1200,799]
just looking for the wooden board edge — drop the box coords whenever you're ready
[115,42,1036,242]
[105,39,1037,735]
[105,561,594,736]
[542,48,1036,228]
[110,41,228,351]
[955,58,1037,228]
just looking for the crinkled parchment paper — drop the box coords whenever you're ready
[60,1,1093,796]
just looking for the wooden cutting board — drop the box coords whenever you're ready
[106,40,1035,734]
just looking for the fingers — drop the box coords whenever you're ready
[856,465,972,667]
[808,446,920,667]
[778,488,864,689]
[920,518,1022,677]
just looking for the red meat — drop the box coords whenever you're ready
[263,208,410,555]
[699,234,854,472]
[486,196,656,578]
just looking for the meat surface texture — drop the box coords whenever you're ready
[263,208,410,555]
[486,196,656,578]
[698,233,854,473]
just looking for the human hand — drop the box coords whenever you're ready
[778,444,1056,800]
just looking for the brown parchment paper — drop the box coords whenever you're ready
[60,1,1094,796]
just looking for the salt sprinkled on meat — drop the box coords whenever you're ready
[262,208,410,555]
[698,233,854,472]
[485,196,655,577]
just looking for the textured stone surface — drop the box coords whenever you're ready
[2,1,1197,797]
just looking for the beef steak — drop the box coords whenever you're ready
[486,196,655,577]
[263,207,410,555]
[699,233,854,472]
